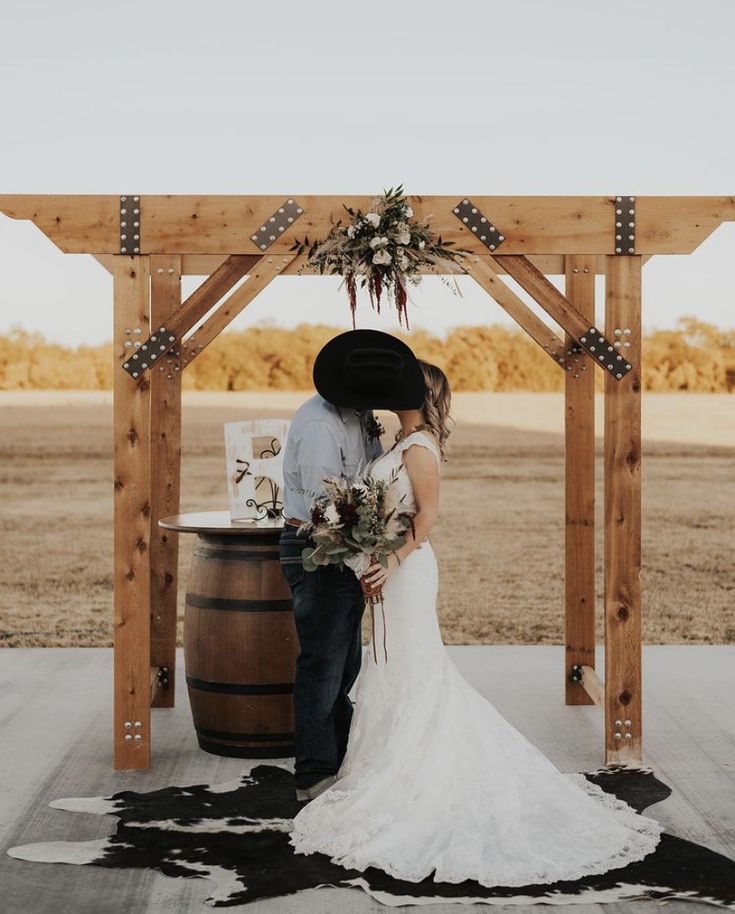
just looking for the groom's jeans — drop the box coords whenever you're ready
[279,523,365,790]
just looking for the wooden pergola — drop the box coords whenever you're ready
[1,193,732,771]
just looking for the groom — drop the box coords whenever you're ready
[279,329,424,802]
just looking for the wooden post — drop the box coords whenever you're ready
[603,254,643,764]
[564,255,597,704]
[149,255,183,708]
[113,255,153,769]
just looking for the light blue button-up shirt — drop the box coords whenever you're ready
[281,394,384,522]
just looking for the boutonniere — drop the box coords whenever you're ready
[365,415,385,443]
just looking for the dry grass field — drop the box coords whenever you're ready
[0,391,733,649]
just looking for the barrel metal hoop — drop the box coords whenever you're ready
[185,675,294,695]
[196,736,295,758]
[194,546,284,561]
[185,593,293,612]
[195,725,295,742]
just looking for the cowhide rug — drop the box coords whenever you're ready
[7,763,735,908]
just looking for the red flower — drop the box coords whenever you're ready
[338,502,359,527]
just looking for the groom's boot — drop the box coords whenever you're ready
[296,774,337,803]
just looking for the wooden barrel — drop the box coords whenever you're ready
[183,528,297,758]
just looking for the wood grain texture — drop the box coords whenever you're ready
[93,252,653,276]
[604,255,643,764]
[2,194,733,255]
[564,255,597,706]
[165,254,253,340]
[149,255,183,709]
[492,254,597,344]
[183,533,297,758]
[112,256,152,769]
[181,253,300,366]
[579,664,604,707]
[464,255,567,368]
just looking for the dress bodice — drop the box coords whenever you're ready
[367,430,441,514]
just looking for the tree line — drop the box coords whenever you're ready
[1,317,733,392]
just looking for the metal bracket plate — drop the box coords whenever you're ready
[577,325,633,379]
[122,325,177,379]
[119,195,141,254]
[250,198,304,250]
[452,199,505,251]
[614,195,636,254]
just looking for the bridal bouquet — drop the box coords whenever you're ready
[291,185,467,329]
[298,469,416,662]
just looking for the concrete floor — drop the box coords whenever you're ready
[1,644,733,913]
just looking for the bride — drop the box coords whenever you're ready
[289,352,663,888]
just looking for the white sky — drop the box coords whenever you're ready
[1,0,734,345]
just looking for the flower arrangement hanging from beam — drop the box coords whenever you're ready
[291,186,467,329]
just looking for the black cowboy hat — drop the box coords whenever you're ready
[313,329,426,410]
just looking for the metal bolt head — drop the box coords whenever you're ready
[134,721,142,728]
[614,732,622,740]
[624,719,631,727]
[124,734,132,741]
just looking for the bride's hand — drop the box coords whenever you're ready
[362,553,400,591]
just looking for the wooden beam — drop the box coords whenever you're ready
[94,251,654,278]
[603,254,643,765]
[181,253,300,367]
[3,194,733,255]
[578,665,604,707]
[113,255,152,770]
[166,254,254,340]
[96,252,570,277]
[493,254,594,340]
[564,255,597,705]
[491,254,633,378]
[149,255,182,709]
[463,255,567,368]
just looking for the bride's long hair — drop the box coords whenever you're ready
[418,360,454,460]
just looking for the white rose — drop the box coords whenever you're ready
[365,212,381,227]
[397,251,409,270]
[405,206,414,217]
[369,235,389,249]
[372,249,392,265]
[418,239,426,250]
[396,228,411,245]
[324,504,341,525]
[344,552,370,578]
[347,225,356,238]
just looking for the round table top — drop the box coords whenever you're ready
[158,510,285,535]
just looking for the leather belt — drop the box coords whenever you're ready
[284,516,308,528]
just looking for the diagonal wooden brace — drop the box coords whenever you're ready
[492,254,634,380]
[121,254,259,378]
[463,255,573,370]
[181,252,302,367]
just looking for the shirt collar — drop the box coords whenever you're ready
[318,394,367,426]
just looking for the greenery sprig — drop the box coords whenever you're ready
[292,185,468,329]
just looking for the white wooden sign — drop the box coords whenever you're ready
[224,419,290,522]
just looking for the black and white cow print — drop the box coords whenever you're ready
[7,764,735,908]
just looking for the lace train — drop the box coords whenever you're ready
[289,432,663,887]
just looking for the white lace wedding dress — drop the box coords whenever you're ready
[289,430,663,887]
